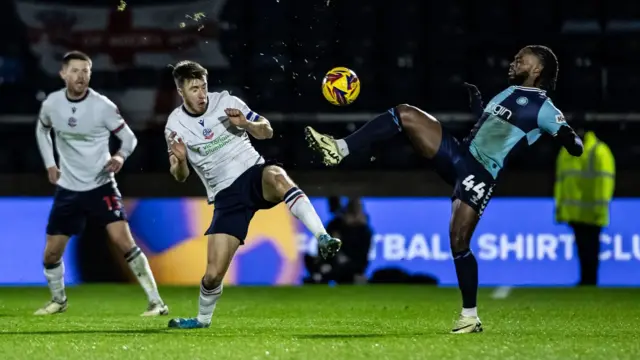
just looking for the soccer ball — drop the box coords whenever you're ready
[322,67,361,106]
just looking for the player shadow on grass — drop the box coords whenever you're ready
[0,328,172,336]
[0,330,434,337]
[293,333,429,339]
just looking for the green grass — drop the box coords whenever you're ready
[0,285,638,359]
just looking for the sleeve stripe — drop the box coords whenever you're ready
[111,122,126,134]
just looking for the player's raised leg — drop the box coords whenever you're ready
[106,220,168,316]
[449,200,482,334]
[305,104,444,165]
[168,234,239,329]
[261,165,341,259]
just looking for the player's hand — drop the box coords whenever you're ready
[104,154,125,174]
[224,108,249,128]
[463,82,482,103]
[168,131,187,162]
[463,82,484,118]
[46,166,60,185]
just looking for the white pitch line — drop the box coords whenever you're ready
[491,286,513,299]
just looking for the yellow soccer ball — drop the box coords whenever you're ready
[322,67,360,106]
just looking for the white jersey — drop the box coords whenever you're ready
[38,88,127,191]
[165,91,264,203]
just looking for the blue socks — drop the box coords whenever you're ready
[453,249,478,309]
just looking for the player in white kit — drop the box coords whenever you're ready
[34,51,168,316]
[164,60,342,329]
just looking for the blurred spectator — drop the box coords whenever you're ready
[554,121,615,286]
[304,198,373,285]
[328,196,343,216]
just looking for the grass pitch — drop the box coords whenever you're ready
[0,285,638,359]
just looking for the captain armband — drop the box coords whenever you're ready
[246,111,262,122]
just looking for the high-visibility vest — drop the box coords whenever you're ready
[554,131,615,227]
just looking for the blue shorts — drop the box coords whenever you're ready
[433,129,496,217]
[46,182,127,236]
[206,163,280,243]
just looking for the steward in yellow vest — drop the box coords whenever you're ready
[554,130,615,285]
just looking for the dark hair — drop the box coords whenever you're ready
[62,50,92,66]
[525,45,558,91]
[171,60,208,87]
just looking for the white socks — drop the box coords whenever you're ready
[44,261,66,303]
[125,246,162,304]
[284,187,327,239]
[336,139,350,156]
[197,282,222,325]
[462,307,478,318]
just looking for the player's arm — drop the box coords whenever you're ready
[537,101,584,157]
[102,99,137,161]
[226,95,273,140]
[555,126,583,157]
[242,116,273,140]
[166,129,189,182]
[169,153,189,182]
[35,103,57,169]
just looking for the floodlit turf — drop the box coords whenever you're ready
[0,285,639,359]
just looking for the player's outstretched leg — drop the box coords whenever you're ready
[305,104,444,166]
[168,234,239,329]
[449,200,482,334]
[107,221,168,316]
[261,165,341,259]
[34,235,70,315]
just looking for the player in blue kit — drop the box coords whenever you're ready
[305,45,584,333]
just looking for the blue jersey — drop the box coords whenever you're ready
[467,86,569,178]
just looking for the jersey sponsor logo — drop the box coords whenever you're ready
[486,102,513,120]
[555,114,566,124]
[516,97,528,106]
[68,117,78,127]
[202,127,214,140]
[191,134,233,156]
[56,130,92,142]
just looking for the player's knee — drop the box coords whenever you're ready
[44,236,66,264]
[202,270,224,289]
[43,249,63,265]
[396,104,421,127]
[396,104,413,121]
[449,228,471,253]
[396,103,438,129]
[106,221,135,252]
[109,234,135,253]
[263,165,295,199]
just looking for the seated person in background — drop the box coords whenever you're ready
[304,198,373,284]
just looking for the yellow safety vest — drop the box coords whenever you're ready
[554,131,615,227]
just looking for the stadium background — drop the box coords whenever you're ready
[1,0,639,287]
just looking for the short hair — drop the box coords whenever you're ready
[170,60,208,88]
[62,50,92,67]
[525,45,558,91]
